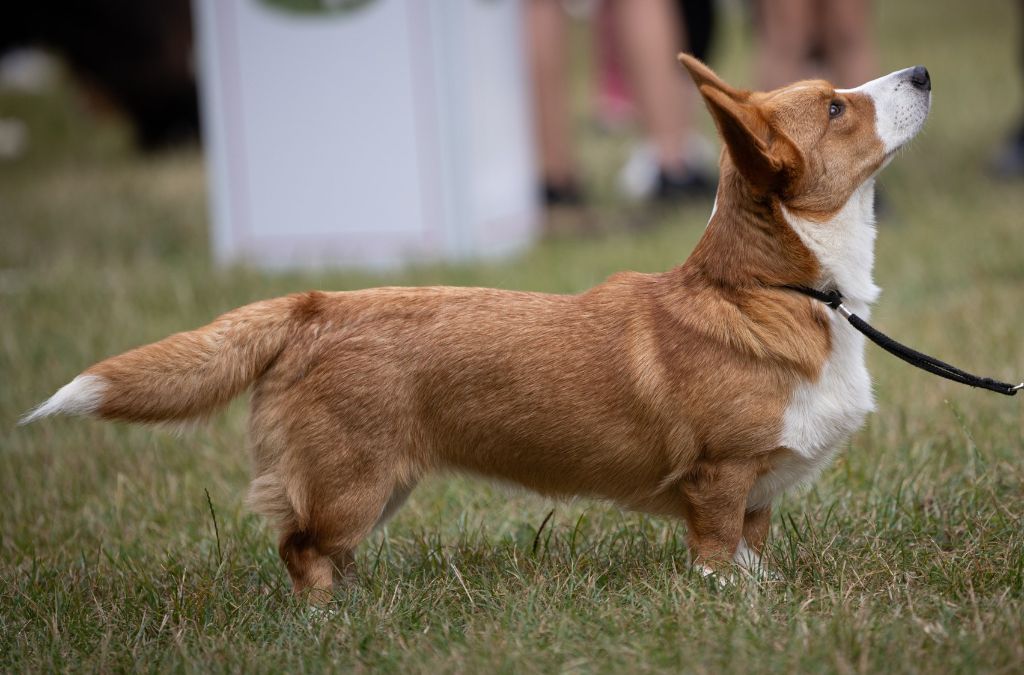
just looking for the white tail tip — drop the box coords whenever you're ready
[19,375,107,425]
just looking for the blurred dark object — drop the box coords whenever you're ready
[990,125,1024,179]
[677,0,716,63]
[653,165,714,203]
[988,0,1024,179]
[0,0,198,151]
[542,180,585,207]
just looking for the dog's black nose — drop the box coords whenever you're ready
[910,66,930,91]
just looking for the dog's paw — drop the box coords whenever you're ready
[694,563,734,587]
[732,539,781,581]
[306,604,338,623]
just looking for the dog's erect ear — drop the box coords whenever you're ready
[677,53,747,101]
[698,84,803,195]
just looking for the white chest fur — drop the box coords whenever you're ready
[748,182,879,510]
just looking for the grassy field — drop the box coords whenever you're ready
[3,2,1024,672]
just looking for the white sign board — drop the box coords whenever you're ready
[194,0,539,269]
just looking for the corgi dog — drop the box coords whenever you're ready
[22,56,931,598]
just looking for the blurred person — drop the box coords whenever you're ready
[593,5,635,131]
[594,0,719,201]
[753,0,876,90]
[593,0,718,129]
[990,0,1024,178]
[526,0,714,232]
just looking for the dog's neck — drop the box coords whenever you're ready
[781,180,881,308]
[681,173,880,308]
[682,170,821,291]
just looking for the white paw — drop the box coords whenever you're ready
[306,604,337,622]
[732,539,780,581]
[695,563,733,587]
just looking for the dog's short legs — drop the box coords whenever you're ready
[280,478,414,603]
[741,507,771,555]
[732,538,758,567]
[278,519,378,604]
[275,449,397,603]
[278,530,337,604]
[680,461,757,573]
[735,506,777,577]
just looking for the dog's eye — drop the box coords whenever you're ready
[829,101,845,119]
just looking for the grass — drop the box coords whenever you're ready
[2,1,1024,671]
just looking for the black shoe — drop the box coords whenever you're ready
[541,181,585,207]
[653,167,716,202]
[539,181,602,238]
[989,123,1024,179]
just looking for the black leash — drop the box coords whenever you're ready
[783,285,1023,397]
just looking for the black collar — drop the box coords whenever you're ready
[783,284,844,310]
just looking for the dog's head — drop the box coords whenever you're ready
[678,54,931,216]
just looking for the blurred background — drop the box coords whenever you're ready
[3,2,1024,670]
[2,0,1022,272]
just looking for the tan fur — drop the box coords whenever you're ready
[34,56,900,599]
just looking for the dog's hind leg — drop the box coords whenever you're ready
[278,529,337,603]
[248,361,415,602]
[257,426,400,603]
[282,480,417,601]
[276,469,395,603]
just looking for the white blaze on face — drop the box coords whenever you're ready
[838,67,931,154]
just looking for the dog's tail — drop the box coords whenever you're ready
[20,292,324,426]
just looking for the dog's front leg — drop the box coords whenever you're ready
[733,506,772,574]
[680,461,758,577]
